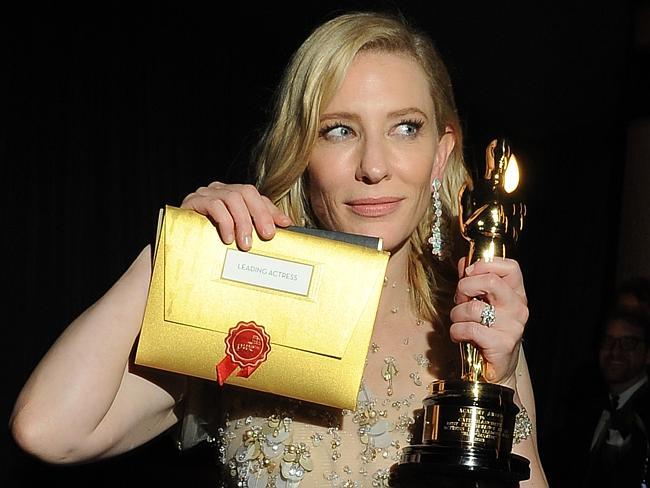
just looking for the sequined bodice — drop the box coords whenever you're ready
[213,324,459,488]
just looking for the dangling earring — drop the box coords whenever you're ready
[428,178,443,259]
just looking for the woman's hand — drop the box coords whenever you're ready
[181,181,293,250]
[449,257,528,389]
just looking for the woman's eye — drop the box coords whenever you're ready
[319,124,353,141]
[394,119,424,137]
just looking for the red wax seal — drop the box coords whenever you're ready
[216,321,271,385]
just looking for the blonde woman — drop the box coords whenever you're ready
[11,11,548,487]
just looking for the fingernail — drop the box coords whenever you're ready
[241,234,251,248]
[465,264,475,275]
[264,225,275,237]
[224,232,234,244]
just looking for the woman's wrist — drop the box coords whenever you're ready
[497,371,518,393]
[509,382,532,445]
[513,404,533,444]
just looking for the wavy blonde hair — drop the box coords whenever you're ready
[254,11,469,328]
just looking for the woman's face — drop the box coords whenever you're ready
[307,51,454,253]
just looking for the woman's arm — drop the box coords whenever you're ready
[10,183,291,465]
[512,348,549,488]
[10,245,186,464]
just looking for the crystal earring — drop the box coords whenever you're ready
[427,178,443,258]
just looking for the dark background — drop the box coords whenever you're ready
[3,1,649,486]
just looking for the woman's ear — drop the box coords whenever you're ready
[431,129,456,184]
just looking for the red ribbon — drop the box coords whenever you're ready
[216,357,262,385]
[215,321,270,385]
[216,356,237,385]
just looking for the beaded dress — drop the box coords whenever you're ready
[176,291,459,488]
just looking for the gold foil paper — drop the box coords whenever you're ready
[135,206,389,409]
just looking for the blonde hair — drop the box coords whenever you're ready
[254,11,469,328]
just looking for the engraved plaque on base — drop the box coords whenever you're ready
[390,138,530,487]
[391,381,529,487]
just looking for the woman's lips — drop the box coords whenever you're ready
[346,197,404,217]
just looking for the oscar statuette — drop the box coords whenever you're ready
[390,138,530,487]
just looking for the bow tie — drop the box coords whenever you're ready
[607,394,631,437]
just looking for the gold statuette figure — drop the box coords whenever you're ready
[458,138,526,382]
[391,138,530,487]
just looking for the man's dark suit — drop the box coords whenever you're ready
[546,363,649,487]
[579,379,650,487]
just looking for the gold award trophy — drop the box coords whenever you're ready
[391,138,530,487]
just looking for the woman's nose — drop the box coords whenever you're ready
[355,135,391,184]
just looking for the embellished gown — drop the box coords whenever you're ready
[177,310,459,488]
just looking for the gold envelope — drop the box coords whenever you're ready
[135,205,390,409]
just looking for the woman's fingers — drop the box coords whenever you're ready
[262,195,293,228]
[455,273,529,323]
[449,317,522,387]
[457,256,467,280]
[181,182,293,251]
[452,256,528,386]
[450,299,526,341]
[449,319,520,354]
[207,198,236,245]
[458,257,526,302]
[215,186,258,250]
[451,298,494,325]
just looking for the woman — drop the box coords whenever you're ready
[10,11,547,487]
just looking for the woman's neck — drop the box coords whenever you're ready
[384,240,411,286]
[378,241,412,316]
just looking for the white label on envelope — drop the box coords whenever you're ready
[221,249,313,296]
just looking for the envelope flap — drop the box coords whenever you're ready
[162,206,389,359]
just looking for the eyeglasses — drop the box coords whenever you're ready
[600,336,645,352]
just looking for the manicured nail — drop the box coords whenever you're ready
[243,234,251,247]
[465,264,475,275]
